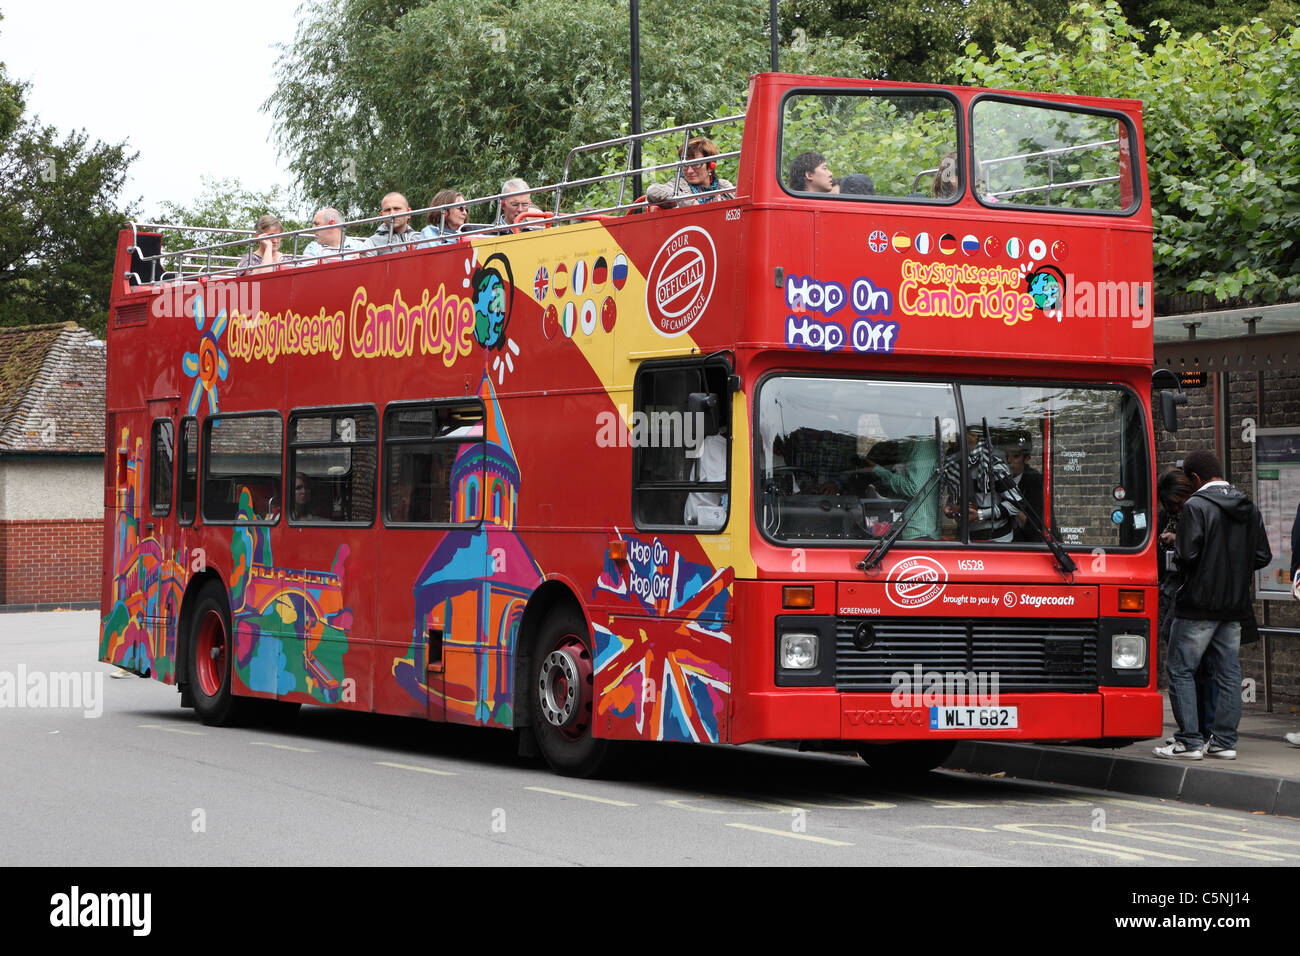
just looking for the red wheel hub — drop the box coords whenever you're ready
[195,609,227,697]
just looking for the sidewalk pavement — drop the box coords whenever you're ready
[944,700,1300,817]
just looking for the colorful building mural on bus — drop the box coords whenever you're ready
[229,490,354,704]
[100,428,188,682]
[393,373,543,727]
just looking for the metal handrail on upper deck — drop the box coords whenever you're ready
[557,113,746,212]
[123,111,748,286]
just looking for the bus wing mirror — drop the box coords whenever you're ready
[1160,390,1188,433]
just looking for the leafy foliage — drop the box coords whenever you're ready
[265,0,877,218]
[0,75,136,336]
[152,176,308,266]
[956,1,1300,304]
[779,0,1071,82]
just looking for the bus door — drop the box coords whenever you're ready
[145,402,183,674]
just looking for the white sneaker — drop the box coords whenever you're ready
[1285,732,1300,748]
[1205,743,1237,759]
[1153,741,1203,759]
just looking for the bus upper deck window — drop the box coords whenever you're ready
[972,98,1138,214]
[779,91,960,202]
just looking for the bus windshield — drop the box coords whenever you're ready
[757,376,1149,549]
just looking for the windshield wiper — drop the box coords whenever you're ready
[858,417,943,573]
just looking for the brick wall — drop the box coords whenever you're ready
[0,518,101,605]
[1155,366,1300,712]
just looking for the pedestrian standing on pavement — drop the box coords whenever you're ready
[1157,468,1216,742]
[1156,450,1271,760]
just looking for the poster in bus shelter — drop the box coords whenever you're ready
[1253,428,1300,600]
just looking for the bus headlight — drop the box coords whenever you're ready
[1111,633,1146,670]
[779,632,818,670]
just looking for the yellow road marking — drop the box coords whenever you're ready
[525,786,635,806]
[726,823,854,846]
[376,761,458,776]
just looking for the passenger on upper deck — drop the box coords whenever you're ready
[300,207,366,260]
[237,214,294,274]
[419,189,468,245]
[364,192,419,254]
[838,173,875,196]
[787,151,834,193]
[497,178,535,229]
[644,137,736,209]
[931,151,960,198]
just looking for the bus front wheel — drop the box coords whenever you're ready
[186,581,249,726]
[530,608,610,777]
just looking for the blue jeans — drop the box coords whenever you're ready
[1167,618,1241,749]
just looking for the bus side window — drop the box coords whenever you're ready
[384,401,483,526]
[632,362,731,532]
[289,408,377,525]
[202,413,283,525]
[150,418,174,517]
[178,417,198,524]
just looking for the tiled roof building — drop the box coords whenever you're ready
[0,323,106,606]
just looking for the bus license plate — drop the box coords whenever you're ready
[930,706,1018,730]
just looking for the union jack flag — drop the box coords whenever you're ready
[592,528,733,743]
[868,229,888,253]
[533,265,549,302]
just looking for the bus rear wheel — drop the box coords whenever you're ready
[186,581,249,726]
[531,608,610,777]
[857,741,956,776]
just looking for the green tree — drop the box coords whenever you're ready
[0,17,137,337]
[1117,0,1297,44]
[265,0,876,218]
[956,1,1300,305]
[779,0,1071,82]
[152,175,307,267]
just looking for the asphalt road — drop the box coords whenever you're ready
[3,611,1299,867]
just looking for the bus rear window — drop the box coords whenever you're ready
[780,92,959,200]
[972,99,1137,212]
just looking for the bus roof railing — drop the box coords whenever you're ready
[558,112,746,211]
[124,111,748,286]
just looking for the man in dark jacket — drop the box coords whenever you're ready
[1155,450,1270,760]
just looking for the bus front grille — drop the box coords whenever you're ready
[834,618,1099,693]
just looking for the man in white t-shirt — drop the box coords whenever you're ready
[684,432,727,529]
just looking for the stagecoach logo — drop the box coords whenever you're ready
[886,556,948,609]
[645,226,716,337]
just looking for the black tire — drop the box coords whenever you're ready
[185,581,251,726]
[857,741,956,776]
[530,606,611,777]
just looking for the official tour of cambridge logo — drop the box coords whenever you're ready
[886,556,948,609]
[645,226,716,338]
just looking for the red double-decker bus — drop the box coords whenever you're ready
[101,72,1160,776]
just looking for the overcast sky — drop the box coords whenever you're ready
[1,0,303,217]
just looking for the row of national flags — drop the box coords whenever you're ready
[867,229,1067,262]
[534,254,630,303]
